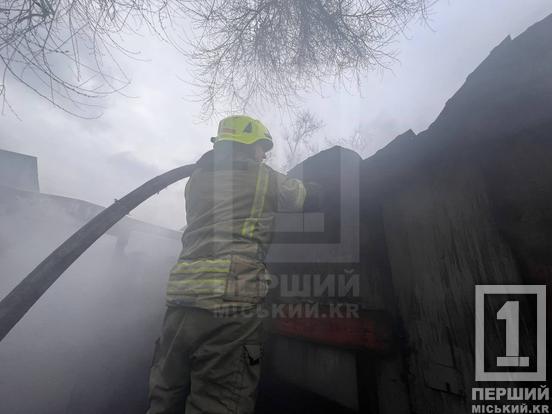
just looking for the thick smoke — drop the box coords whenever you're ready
[0,185,181,413]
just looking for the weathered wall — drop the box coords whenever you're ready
[262,13,552,414]
[357,13,552,414]
[0,149,40,192]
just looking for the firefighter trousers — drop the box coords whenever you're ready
[146,306,264,414]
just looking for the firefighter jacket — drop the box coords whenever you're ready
[166,151,307,311]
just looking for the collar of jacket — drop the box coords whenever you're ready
[196,150,259,171]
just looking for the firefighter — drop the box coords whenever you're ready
[147,115,315,414]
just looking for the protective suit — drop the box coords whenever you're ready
[147,116,308,414]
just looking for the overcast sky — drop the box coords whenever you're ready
[1,0,551,230]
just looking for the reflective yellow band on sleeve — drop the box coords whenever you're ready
[241,164,270,239]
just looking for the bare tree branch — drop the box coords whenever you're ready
[325,124,373,157]
[0,0,184,117]
[1,0,435,117]
[281,110,324,170]
[186,0,435,116]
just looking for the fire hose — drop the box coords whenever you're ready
[0,163,197,342]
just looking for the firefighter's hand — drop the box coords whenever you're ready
[303,182,324,212]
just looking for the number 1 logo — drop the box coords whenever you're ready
[475,285,546,382]
[496,301,529,367]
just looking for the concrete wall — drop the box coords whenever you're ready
[0,149,39,192]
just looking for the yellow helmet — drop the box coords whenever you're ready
[211,115,273,151]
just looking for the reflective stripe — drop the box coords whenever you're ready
[241,164,270,239]
[168,258,229,298]
[167,277,226,295]
[171,258,231,275]
[169,278,226,287]
[295,181,307,210]
[167,287,225,296]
